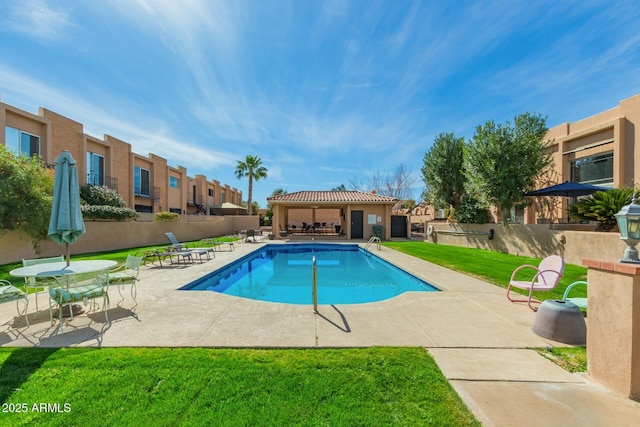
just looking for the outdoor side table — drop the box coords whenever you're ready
[532,299,586,345]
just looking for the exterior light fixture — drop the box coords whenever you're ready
[615,192,640,264]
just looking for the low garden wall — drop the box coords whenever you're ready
[426,222,623,266]
[0,215,259,265]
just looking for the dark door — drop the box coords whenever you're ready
[391,215,407,238]
[351,210,363,239]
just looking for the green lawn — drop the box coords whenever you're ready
[383,241,588,302]
[382,241,588,372]
[0,237,238,288]
[0,347,479,427]
[0,239,588,425]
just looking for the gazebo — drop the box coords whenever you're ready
[268,190,398,240]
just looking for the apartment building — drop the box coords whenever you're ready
[526,93,640,223]
[0,102,242,214]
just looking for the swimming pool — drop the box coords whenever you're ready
[180,243,438,304]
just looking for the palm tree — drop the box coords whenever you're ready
[235,155,268,215]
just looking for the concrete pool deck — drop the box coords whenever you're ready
[1,240,639,426]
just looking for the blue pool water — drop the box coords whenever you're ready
[180,243,438,304]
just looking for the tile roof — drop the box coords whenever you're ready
[267,190,397,204]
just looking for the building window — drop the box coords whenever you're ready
[221,191,226,203]
[570,152,613,186]
[86,152,104,186]
[5,127,39,157]
[169,208,182,214]
[135,204,153,213]
[169,176,180,188]
[134,166,150,196]
[208,188,213,197]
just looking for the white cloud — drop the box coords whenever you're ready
[0,64,235,170]
[1,0,72,42]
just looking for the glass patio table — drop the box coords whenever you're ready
[10,260,117,280]
[9,260,117,316]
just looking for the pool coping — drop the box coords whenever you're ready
[1,239,639,425]
[179,241,439,302]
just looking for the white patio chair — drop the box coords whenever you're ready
[22,255,64,312]
[49,270,110,333]
[0,279,29,327]
[109,255,141,301]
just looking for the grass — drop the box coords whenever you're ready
[0,237,238,288]
[0,238,589,424]
[535,346,588,373]
[0,347,479,427]
[382,241,588,372]
[382,241,588,302]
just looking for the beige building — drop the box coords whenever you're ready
[415,93,640,226]
[526,93,640,223]
[269,190,398,240]
[0,102,242,215]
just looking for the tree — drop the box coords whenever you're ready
[0,145,54,248]
[350,163,416,200]
[421,132,466,209]
[265,188,286,222]
[330,184,347,191]
[464,113,552,220]
[235,155,268,215]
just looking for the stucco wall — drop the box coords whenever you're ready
[0,216,258,265]
[427,223,623,266]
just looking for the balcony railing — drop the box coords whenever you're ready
[86,175,118,191]
[134,184,151,197]
[188,195,204,205]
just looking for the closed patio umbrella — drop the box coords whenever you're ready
[48,151,86,266]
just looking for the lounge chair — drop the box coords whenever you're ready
[562,281,588,310]
[246,229,257,242]
[49,271,109,333]
[109,255,141,301]
[0,279,29,327]
[23,255,64,312]
[164,232,212,262]
[507,255,565,311]
[160,246,194,265]
[201,238,234,252]
[279,225,290,237]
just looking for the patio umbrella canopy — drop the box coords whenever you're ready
[48,150,86,265]
[524,181,606,197]
[211,202,247,215]
[525,181,608,223]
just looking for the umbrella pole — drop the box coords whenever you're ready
[66,243,70,266]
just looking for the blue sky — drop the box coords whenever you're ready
[2,1,640,207]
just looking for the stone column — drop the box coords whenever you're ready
[582,259,640,400]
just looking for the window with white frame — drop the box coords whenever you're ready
[134,166,150,196]
[5,127,40,157]
[86,152,104,186]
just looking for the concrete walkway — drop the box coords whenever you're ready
[1,240,639,426]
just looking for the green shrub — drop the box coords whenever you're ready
[81,205,138,221]
[457,194,491,224]
[569,187,634,231]
[0,145,54,249]
[154,211,179,222]
[80,185,126,207]
[80,184,137,221]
